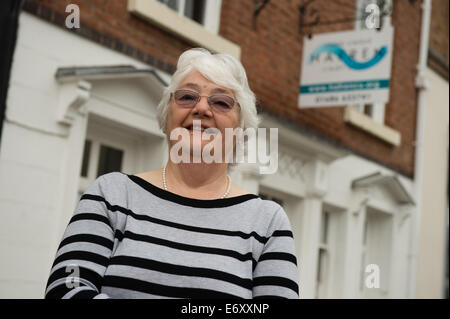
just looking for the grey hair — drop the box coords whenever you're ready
[156,48,260,133]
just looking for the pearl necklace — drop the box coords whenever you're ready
[162,165,231,199]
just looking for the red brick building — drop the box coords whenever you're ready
[19,0,424,177]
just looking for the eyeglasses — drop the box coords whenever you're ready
[171,89,238,113]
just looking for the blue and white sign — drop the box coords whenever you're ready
[299,26,394,108]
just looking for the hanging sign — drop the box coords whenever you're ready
[299,26,394,108]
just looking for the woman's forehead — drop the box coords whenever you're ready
[178,71,233,95]
[180,82,232,95]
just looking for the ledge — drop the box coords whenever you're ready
[127,0,241,59]
[344,107,401,146]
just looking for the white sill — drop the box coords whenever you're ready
[344,107,401,146]
[127,0,241,59]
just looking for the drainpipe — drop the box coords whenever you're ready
[408,0,431,299]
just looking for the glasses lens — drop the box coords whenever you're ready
[174,90,198,107]
[209,95,235,112]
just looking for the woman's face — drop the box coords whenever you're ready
[165,70,241,160]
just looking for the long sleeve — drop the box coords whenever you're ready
[252,207,299,299]
[45,175,114,299]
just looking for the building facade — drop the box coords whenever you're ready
[0,0,447,298]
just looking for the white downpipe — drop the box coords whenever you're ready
[408,0,432,299]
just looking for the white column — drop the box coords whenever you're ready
[390,204,413,298]
[297,159,328,298]
[53,80,92,244]
[344,192,368,298]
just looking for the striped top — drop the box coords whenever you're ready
[45,172,299,299]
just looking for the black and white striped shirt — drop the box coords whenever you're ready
[45,172,299,299]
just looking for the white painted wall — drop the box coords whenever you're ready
[416,67,449,298]
[0,12,168,298]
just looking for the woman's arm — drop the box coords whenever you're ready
[252,207,299,299]
[45,175,114,299]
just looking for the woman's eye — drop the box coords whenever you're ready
[180,94,195,100]
[215,101,230,107]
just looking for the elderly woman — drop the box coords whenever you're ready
[45,48,299,299]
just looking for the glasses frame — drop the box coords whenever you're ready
[171,89,240,113]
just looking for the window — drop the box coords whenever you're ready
[78,139,125,201]
[353,0,393,124]
[97,144,124,177]
[316,211,330,298]
[77,117,141,201]
[156,0,209,29]
[80,139,124,179]
[81,140,92,178]
[359,209,393,298]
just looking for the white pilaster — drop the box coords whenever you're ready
[54,80,92,243]
[297,159,328,298]
[344,192,368,298]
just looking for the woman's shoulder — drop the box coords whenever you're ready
[96,170,161,187]
[256,197,290,222]
[133,169,163,188]
[90,171,130,194]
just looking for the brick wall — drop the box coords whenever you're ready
[22,0,193,74]
[21,0,424,177]
[221,0,422,178]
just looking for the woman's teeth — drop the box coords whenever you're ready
[187,126,208,131]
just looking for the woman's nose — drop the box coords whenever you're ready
[192,96,212,116]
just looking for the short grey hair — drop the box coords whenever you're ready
[156,48,260,133]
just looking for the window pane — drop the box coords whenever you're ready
[363,215,369,245]
[80,140,92,177]
[364,104,373,117]
[316,248,328,298]
[157,0,179,11]
[317,248,324,283]
[97,144,123,177]
[184,0,205,24]
[320,211,329,244]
